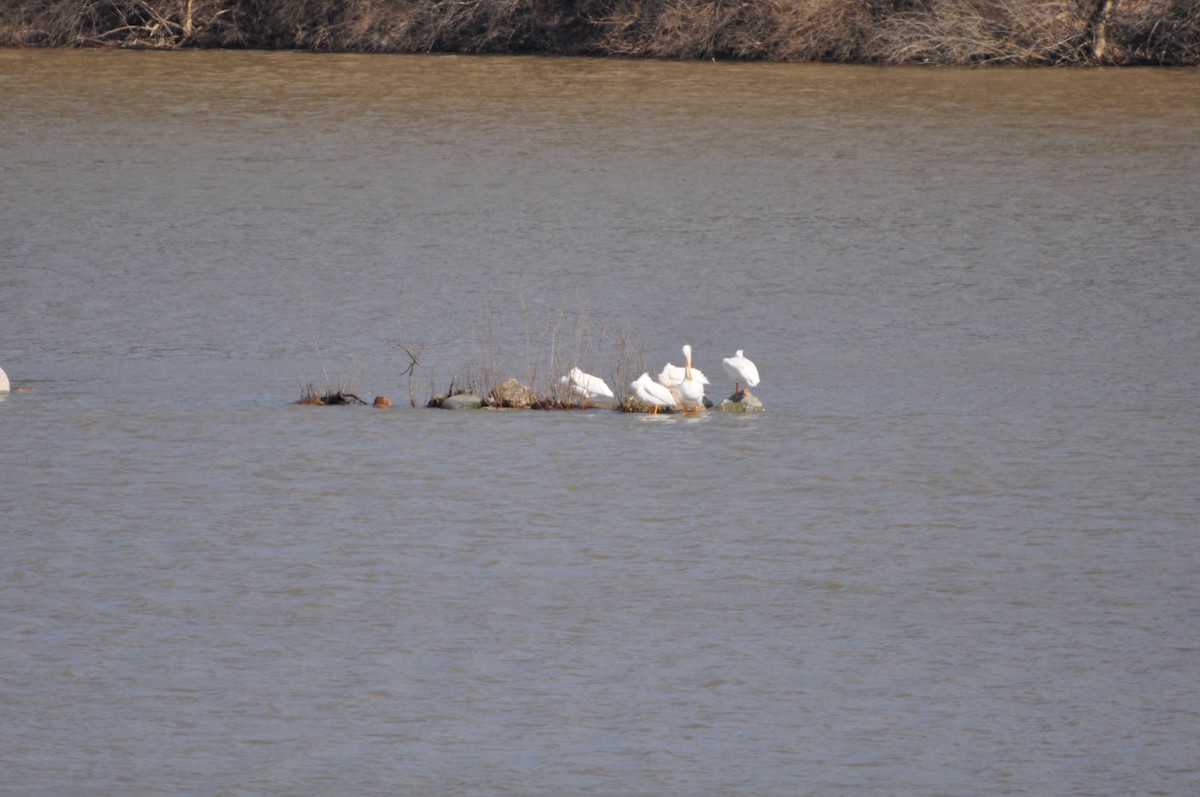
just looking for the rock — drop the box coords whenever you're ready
[373,395,392,409]
[621,394,711,414]
[438,393,483,410]
[489,378,537,409]
[711,390,764,413]
[621,396,652,413]
[621,396,670,414]
[295,395,324,405]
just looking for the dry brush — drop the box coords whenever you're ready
[2,0,1198,64]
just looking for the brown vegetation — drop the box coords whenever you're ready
[1101,0,1200,64]
[296,382,367,405]
[867,1,1095,65]
[1,0,1197,64]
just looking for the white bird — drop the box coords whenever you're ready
[631,372,677,413]
[722,349,760,394]
[657,361,710,388]
[678,344,705,412]
[560,366,613,406]
[0,365,8,393]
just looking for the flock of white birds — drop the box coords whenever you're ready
[0,353,759,407]
[561,346,760,413]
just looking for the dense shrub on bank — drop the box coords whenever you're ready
[2,0,1197,65]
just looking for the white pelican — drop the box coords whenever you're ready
[721,349,760,394]
[560,366,613,406]
[678,344,705,412]
[0,365,8,393]
[631,372,677,414]
[656,361,710,388]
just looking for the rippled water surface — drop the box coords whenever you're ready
[2,50,1199,795]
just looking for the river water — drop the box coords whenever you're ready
[2,50,1198,795]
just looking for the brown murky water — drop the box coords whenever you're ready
[2,50,1199,795]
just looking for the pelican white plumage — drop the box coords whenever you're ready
[631,372,677,413]
[561,366,613,406]
[721,349,760,394]
[678,344,705,412]
[656,361,710,388]
[0,365,8,393]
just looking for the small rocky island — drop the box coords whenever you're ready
[423,378,764,414]
[299,347,765,413]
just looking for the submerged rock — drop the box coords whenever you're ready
[711,391,764,413]
[373,395,392,409]
[429,393,483,410]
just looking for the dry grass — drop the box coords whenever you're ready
[864,0,1094,65]
[402,301,648,409]
[503,303,646,408]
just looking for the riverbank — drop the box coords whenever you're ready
[1,0,1197,65]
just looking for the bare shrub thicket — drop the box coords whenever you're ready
[250,0,590,53]
[0,0,241,46]
[586,0,883,61]
[1102,0,1200,64]
[2,1,1197,64]
[864,0,1094,64]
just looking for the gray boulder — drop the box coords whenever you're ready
[429,393,484,410]
[711,391,764,413]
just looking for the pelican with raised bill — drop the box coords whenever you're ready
[677,344,705,413]
[561,366,614,407]
[721,349,760,394]
[631,372,678,414]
